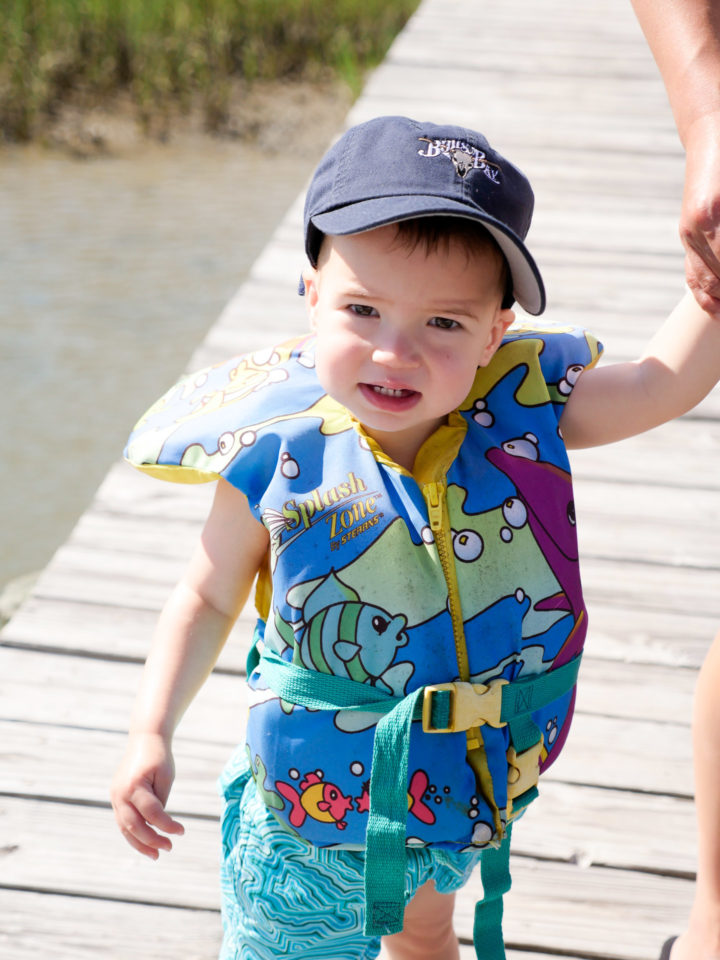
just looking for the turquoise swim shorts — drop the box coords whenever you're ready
[218,754,483,960]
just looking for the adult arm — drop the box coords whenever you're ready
[671,631,720,960]
[560,289,720,448]
[630,0,720,312]
[110,478,270,858]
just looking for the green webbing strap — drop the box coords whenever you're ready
[254,647,581,941]
[474,826,513,960]
[507,714,542,754]
[253,647,581,727]
[499,658,579,726]
[259,649,410,714]
[364,687,426,934]
[501,657,580,754]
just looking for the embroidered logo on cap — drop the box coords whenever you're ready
[417,137,501,182]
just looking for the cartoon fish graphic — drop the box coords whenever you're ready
[275,771,354,830]
[354,769,436,826]
[296,572,414,697]
[486,443,581,632]
[486,442,586,767]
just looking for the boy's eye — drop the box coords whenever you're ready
[348,303,378,317]
[429,316,460,330]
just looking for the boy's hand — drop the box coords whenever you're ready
[111,732,185,859]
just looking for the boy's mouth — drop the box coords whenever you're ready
[359,382,421,411]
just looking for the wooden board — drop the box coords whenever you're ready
[0,786,696,905]
[0,646,699,729]
[0,889,585,960]
[0,804,692,959]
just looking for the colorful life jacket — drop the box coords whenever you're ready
[126,323,601,955]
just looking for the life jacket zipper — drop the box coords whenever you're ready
[423,479,502,836]
[424,480,469,682]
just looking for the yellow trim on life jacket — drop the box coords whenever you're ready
[124,459,220,484]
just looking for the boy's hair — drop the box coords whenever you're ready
[392,216,513,308]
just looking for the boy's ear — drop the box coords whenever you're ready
[303,267,320,330]
[479,308,514,367]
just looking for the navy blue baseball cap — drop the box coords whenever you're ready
[303,115,545,315]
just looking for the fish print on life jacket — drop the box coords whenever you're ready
[275,770,354,830]
[355,769,437,826]
[288,571,416,698]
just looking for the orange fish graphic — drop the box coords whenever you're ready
[276,771,354,830]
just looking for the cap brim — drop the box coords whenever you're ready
[311,195,545,315]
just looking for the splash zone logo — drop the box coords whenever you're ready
[330,508,381,550]
[281,472,384,550]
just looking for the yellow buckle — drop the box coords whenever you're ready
[422,679,508,733]
[507,737,544,800]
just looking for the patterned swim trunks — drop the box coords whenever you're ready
[218,752,483,960]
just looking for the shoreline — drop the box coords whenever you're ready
[1,0,419,148]
[7,77,354,160]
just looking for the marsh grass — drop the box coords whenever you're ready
[1,0,420,141]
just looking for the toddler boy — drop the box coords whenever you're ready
[112,116,720,960]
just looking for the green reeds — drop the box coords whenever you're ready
[1,0,420,141]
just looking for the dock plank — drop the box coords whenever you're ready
[0,799,693,960]
[0,889,583,960]
[0,659,697,871]
[0,708,694,812]
[0,646,698,729]
[0,786,696,908]
[3,588,715,671]
[0,890,222,960]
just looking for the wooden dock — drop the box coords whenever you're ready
[2,0,719,956]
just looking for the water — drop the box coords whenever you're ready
[0,128,340,590]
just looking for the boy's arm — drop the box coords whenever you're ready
[630,0,720,312]
[672,630,720,960]
[560,291,720,449]
[110,478,269,858]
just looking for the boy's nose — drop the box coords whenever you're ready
[371,329,421,369]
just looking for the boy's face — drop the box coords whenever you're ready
[303,224,514,469]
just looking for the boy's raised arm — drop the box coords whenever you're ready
[559,290,720,449]
[111,478,269,858]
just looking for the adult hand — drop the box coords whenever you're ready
[111,731,184,859]
[680,111,720,316]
